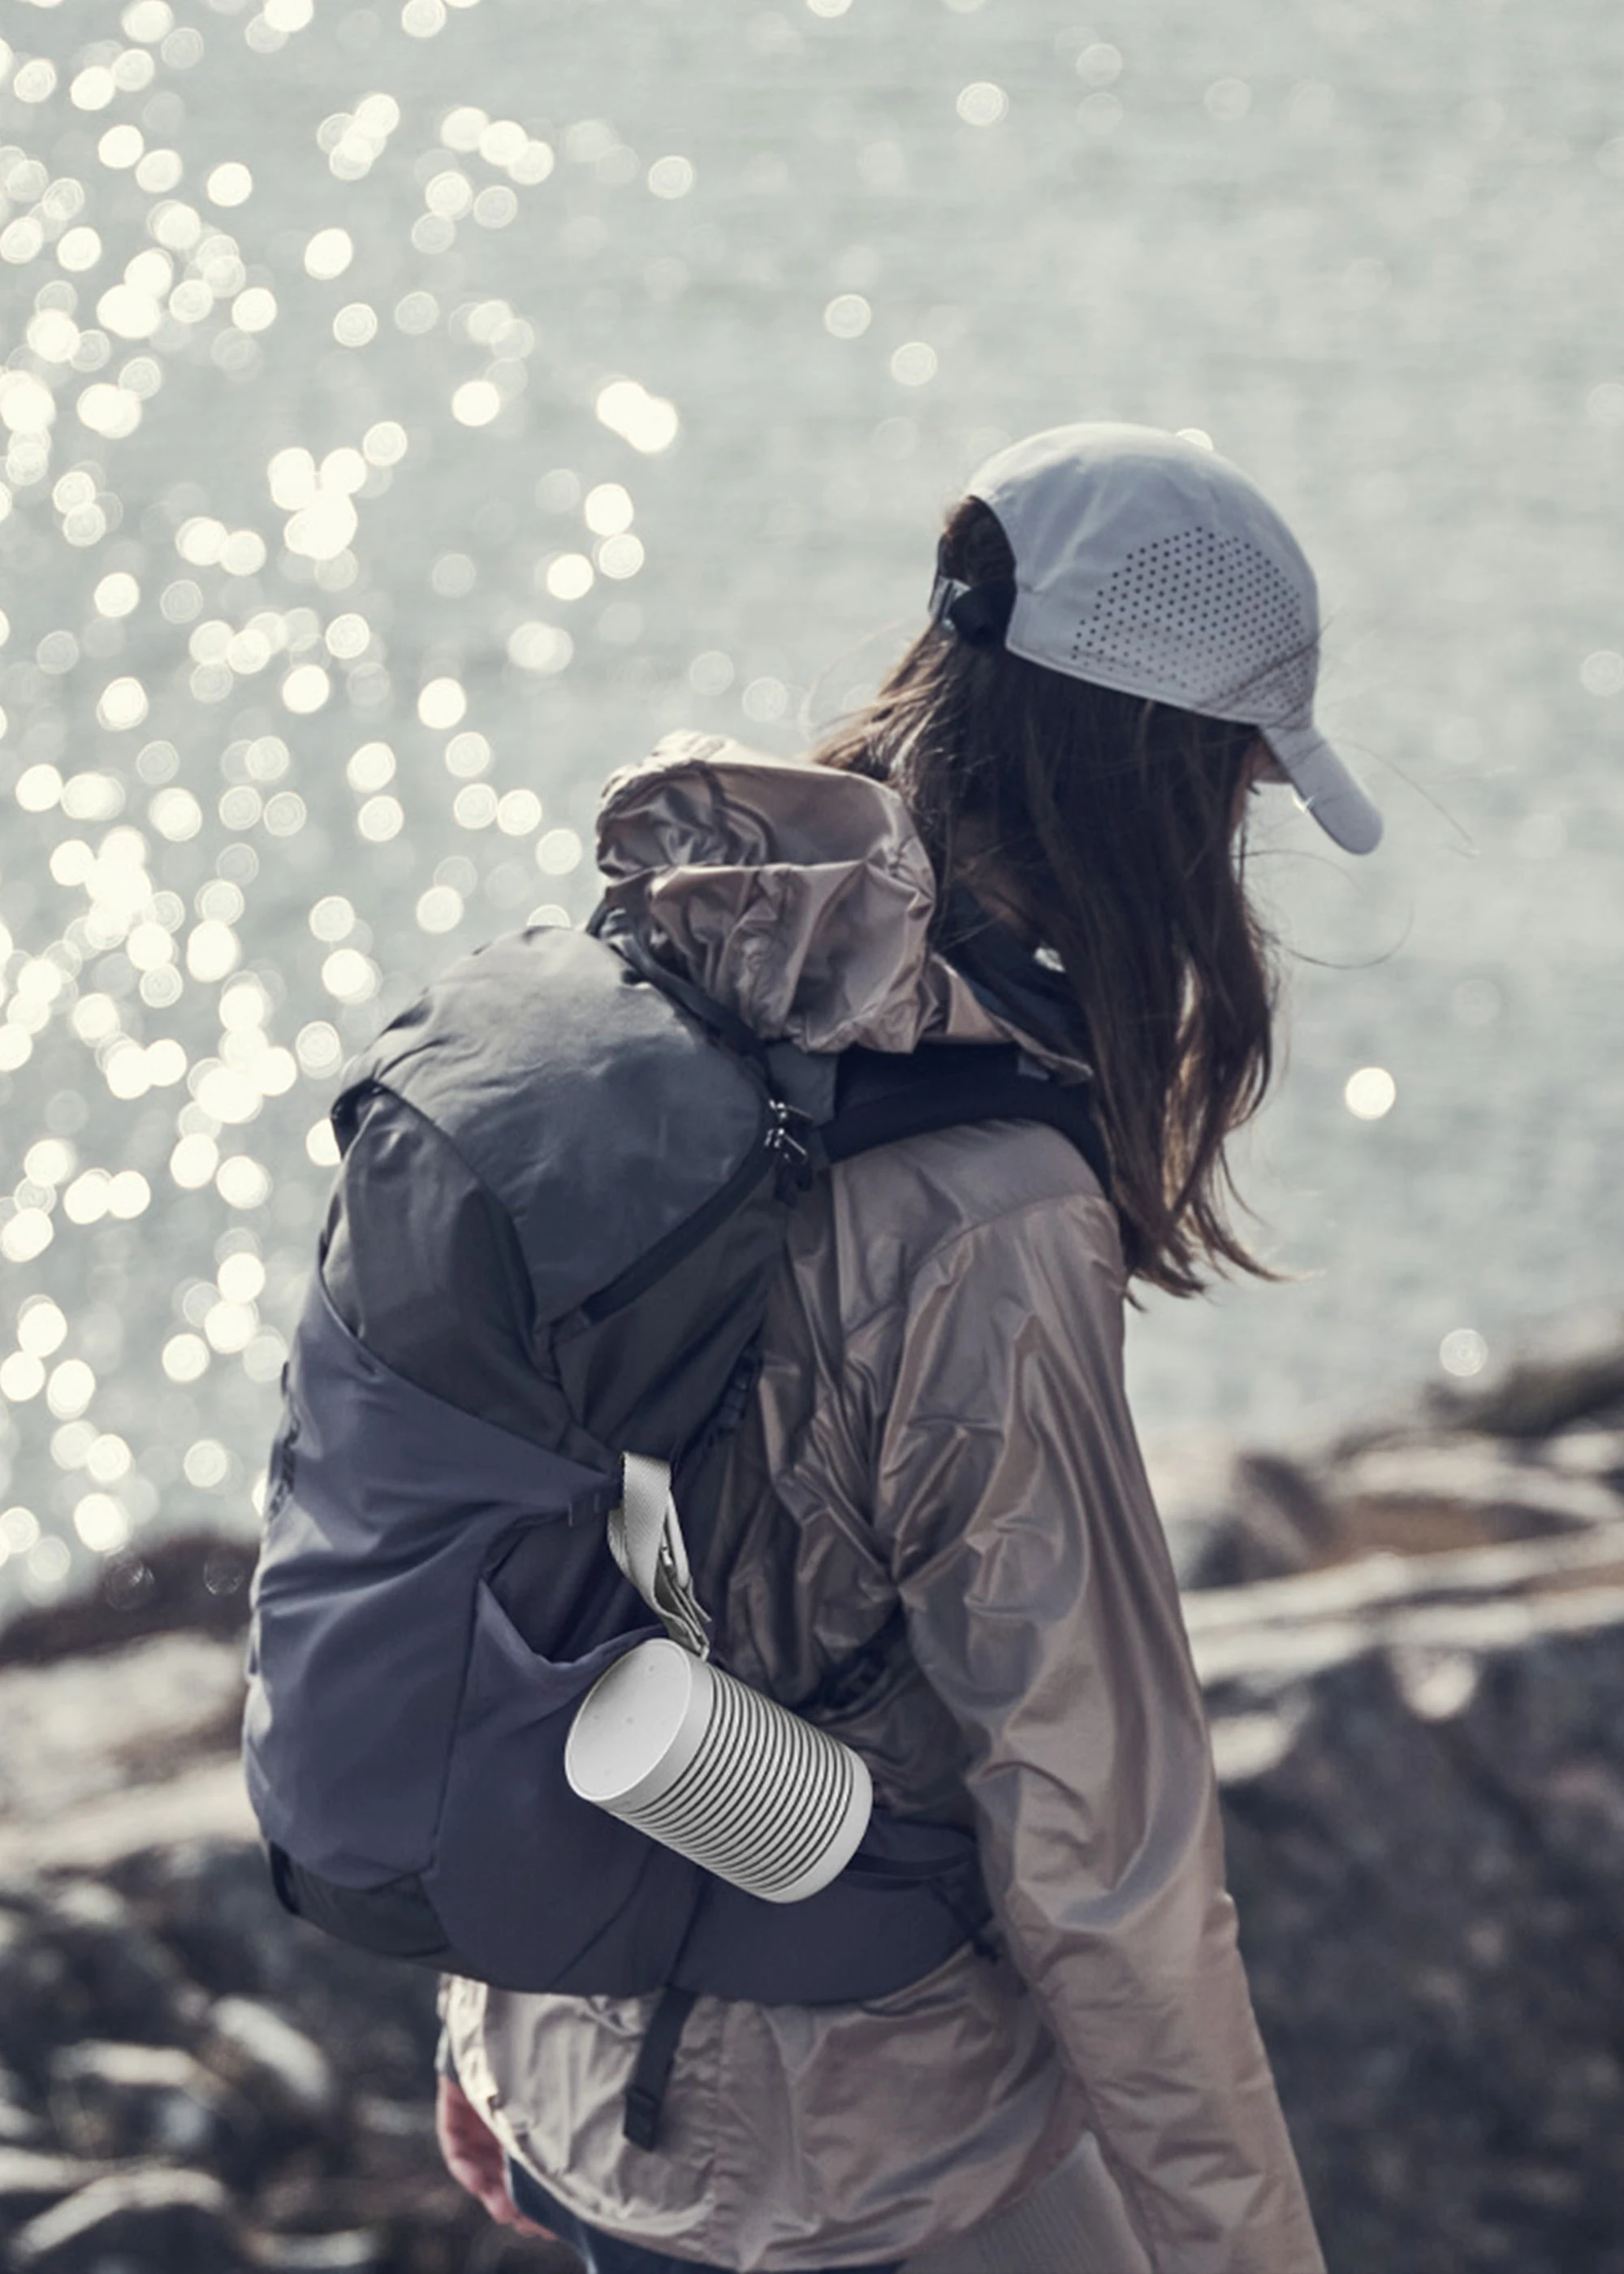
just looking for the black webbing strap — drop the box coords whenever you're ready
[588,903,1111,1200]
[791,1599,908,1721]
[825,1044,1113,1202]
[623,1982,698,2151]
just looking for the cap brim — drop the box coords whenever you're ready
[1262,722,1383,854]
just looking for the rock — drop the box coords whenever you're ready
[1429,1310,1624,1441]
[1544,1424,1624,1482]
[9,2166,246,2272]
[352,2093,434,2142]
[0,1880,205,2093]
[1336,1436,1624,1546]
[0,1639,246,1822]
[112,1844,440,2104]
[243,2233,387,2271]
[1205,1537,1624,2273]
[205,1997,339,2125]
[1184,1450,1343,1586]
[0,1909,62,2092]
[0,2147,108,2216]
[47,2039,243,2167]
[0,2077,41,2146]
[1177,1418,1624,1593]
[6,1308,1624,2274]
[0,1530,255,1669]
[0,1636,254,1879]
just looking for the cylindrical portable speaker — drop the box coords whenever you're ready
[564,1638,873,1904]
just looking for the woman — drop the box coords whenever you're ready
[436,424,1379,2272]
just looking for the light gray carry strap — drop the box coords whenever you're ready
[607,1452,712,1661]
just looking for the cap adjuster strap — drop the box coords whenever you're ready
[929,568,968,625]
[930,570,1017,647]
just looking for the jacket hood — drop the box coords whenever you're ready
[595,733,1091,1076]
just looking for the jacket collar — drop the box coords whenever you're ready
[937,884,1094,1070]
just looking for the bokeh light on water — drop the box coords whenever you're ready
[1,0,1621,1601]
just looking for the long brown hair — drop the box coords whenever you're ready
[806,496,1282,1297]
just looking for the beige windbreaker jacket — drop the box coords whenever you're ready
[443,737,1325,2274]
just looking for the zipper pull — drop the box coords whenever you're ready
[767,1098,818,1192]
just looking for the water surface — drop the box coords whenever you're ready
[0,0,1618,1603]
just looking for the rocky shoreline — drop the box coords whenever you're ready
[3,1313,1623,2272]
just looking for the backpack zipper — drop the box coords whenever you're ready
[581,1087,784,1323]
[766,1097,818,1193]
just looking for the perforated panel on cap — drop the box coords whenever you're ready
[1069,526,1317,721]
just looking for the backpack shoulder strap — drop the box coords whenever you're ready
[824,1043,1113,1201]
[584,901,1113,1201]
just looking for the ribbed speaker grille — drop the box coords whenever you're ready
[619,1663,859,1898]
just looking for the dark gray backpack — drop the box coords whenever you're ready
[242,907,1108,2146]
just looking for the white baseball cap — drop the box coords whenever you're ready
[934,422,1382,854]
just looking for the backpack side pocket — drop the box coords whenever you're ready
[425,1580,703,1993]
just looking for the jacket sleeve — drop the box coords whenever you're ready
[874,1191,1326,2274]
